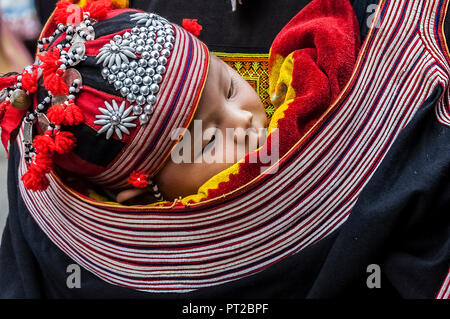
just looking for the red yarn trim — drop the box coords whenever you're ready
[44,73,69,96]
[39,48,63,78]
[47,104,66,125]
[182,19,203,37]
[128,171,149,188]
[21,69,39,93]
[64,102,84,125]
[85,0,113,21]
[22,169,50,192]
[54,1,83,25]
[47,102,84,126]
[54,131,77,154]
[33,135,56,154]
[23,126,78,191]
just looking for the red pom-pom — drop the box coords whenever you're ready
[54,0,83,25]
[63,102,84,125]
[182,19,203,36]
[33,152,54,174]
[47,104,66,125]
[54,131,76,154]
[21,169,50,192]
[33,135,56,154]
[84,0,113,21]
[128,171,149,188]
[39,49,63,78]
[22,141,56,191]
[39,49,68,95]
[47,102,84,126]
[21,69,39,93]
[43,73,69,96]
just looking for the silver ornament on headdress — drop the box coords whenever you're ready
[95,12,175,131]
[96,37,137,68]
[94,100,137,140]
[130,12,170,27]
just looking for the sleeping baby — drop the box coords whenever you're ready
[0,0,359,206]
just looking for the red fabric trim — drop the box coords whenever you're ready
[75,85,136,144]
[0,104,26,156]
[84,29,132,56]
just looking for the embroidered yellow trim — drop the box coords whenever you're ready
[213,51,274,116]
[78,0,129,8]
[268,53,295,130]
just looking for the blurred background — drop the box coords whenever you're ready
[0,0,57,237]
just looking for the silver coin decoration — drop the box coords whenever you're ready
[95,12,175,136]
[68,42,86,66]
[94,100,137,140]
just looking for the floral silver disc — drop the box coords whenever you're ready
[94,100,137,140]
[96,12,175,130]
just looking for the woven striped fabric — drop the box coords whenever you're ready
[436,269,450,299]
[17,0,450,293]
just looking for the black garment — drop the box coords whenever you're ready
[131,0,316,53]
[0,0,449,299]
[34,0,58,26]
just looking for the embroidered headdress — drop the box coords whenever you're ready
[0,0,210,197]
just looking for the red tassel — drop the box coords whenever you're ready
[54,131,76,154]
[21,69,39,93]
[54,0,83,25]
[21,128,77,192]
[44,73,69,96]
[39,49,63,78]
[128,171,149,188]
[39,49,68,96]
[63,102,84,125]
[33,135,56,154]
[47,104,66,125]
[84,0,113,21]
[21,169,50,192]
[33,152,54,174]
[47,102,84,126]
[182,19,203,37]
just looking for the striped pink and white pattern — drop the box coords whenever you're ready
[436,270,450,299]
[17,0,450,293]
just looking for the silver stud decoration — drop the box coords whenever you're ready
[130,12,170,27]
[96,12,175,131]
[94,100,137,140]
[96,38,137,68]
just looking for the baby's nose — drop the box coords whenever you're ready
[244,111,254,128]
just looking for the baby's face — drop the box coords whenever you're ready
[155,54,268,200]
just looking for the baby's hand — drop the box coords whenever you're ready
[231,0,244,11]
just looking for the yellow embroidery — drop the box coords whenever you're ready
[78,0,129,8]
[111,0,129,8]
[213,52,274,117]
